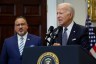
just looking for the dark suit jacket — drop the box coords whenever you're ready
[53,22,89,49]
[1,34,42,64]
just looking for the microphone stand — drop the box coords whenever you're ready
[48,32,57,46]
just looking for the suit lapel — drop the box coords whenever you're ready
[13,35,21,56]
[25,34,31,47]
[67,23,78,44]
[24,34,35,47]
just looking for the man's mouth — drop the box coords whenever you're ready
[19,29,23,32]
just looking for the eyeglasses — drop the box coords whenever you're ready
[15,23,27,26]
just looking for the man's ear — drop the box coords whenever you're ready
[69,13,73,19]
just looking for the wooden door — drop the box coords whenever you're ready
[0,0,47,53]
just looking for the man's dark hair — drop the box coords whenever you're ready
[15,16,27,21]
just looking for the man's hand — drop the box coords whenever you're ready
[53,43,61,46]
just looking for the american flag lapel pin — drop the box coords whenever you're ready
[27,38,30,40]
[73,31,75,33]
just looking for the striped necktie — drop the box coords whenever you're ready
[19,37,24,55]
[62,28,67,46]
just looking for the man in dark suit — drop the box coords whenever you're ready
[1,16,42,64]
[52,3,89,49]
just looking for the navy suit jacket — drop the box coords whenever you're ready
[54,22,89,49]
[1,34,42,64]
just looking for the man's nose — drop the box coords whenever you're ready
[19,25,23,28]
[57,14,60,18]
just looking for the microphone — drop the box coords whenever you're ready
[45,26,54,41]
[51,26,62,39]
[49,26,62,45]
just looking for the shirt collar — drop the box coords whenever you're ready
[67,21,74,32]
[17,32,28,40]
[63,21,74,32]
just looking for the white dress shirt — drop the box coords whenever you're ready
[17,32,28,48]
[62,21,74,39]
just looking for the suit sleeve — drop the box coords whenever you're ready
[1,39,8,64]
[37,37,42,46]
[80,28,89,50]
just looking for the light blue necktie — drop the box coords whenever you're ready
[19,37,24,55]
[62,28,67,46]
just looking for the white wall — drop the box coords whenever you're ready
[64,0,87,26]
[47,0,57,30]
